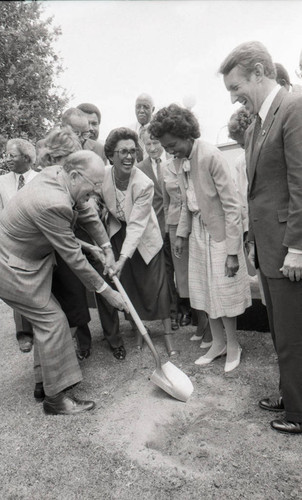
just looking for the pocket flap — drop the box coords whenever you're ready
[8,254,42,271]
[277,208,288,222]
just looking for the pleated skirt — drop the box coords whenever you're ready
[189,214,251,318]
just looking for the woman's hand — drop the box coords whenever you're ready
[225,254,239,277]
[108,256,127,279]
[88,245,106,265]
[102,247,116,275]
[174,236,184,259]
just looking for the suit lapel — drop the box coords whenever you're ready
[248,88,285,192]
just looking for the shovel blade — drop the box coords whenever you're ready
[150,361,194,402]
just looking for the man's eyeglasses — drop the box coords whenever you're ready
[114,148,138,157]
[79,172,103,192]
[74,130,91,140]
[4,153,22,160]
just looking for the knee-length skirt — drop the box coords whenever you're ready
[189,214,251,318]
[111,222,170,321]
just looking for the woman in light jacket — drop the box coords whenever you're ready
[149,104,251,372]
[100,127,178,356]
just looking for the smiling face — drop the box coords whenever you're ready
[68,155,104,204]
[5,143,29,173]
[158,133,193,160]
[111,139,136,177]
[223,65,263,115]
[143,132,163,160]
[84,112,100,140]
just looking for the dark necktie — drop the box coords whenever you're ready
[155,157,163,191]
[252,114,262,150]
[17,174,25,190]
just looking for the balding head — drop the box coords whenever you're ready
[135,93,155,125]
[63,150,105,204]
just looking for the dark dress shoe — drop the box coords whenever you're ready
[259,397,284,412]
[179,313,191,327]
[270,419,302,434]
[34,382,45,402]
[16,331,33,353]
[76,349,90,361]
[43,392,95,415]
[171,318,179,331]
[111,345,126,360]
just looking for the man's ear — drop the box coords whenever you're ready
[254,62,264,80]
[69,169,79,184]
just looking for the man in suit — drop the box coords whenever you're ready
[0,150,126,415]
[220,41,302,434]
[129,93,155,161]
[77,102,107,164]
[1,139,38,352]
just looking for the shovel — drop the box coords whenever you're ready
[112,275,194,402]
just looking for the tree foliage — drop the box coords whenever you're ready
[0,1,69,142]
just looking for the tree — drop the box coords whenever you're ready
[0,1,69,142]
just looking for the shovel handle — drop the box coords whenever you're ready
[111,274,161,367]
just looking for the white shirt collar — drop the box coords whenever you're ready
[258,84,281,123]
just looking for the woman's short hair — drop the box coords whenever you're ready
[39,126,82,166]
[104,127,139,162]
[148,104,200,140]
[219,41,276,80]
[227,107,253,145]
[6,138,36,164]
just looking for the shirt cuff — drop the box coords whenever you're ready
[288,248,302,254]
[96,283,108,293]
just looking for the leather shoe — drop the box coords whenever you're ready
[259,397,284,412]
[16,331,33,353]
[270,419,302,434]
[179,313,191,327]
[34,382,45,402]
[43,392,95,415]
[76,349,90,361]
[112,345,126,360]
[171,318,179,331]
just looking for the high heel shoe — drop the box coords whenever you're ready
[224,347,242,373]
[194,346,227,365]
[200,340,213,349]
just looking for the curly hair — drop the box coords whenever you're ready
[104,127,139,163]
[227,107,253,145]
[148,104,200,140]
[7,138,36,164]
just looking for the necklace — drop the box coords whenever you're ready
[113,168,130,191]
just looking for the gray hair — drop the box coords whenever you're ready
[7,138,36,164]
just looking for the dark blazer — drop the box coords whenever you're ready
[0,165,107,309]
[137,156,165,238]
[245,88,302,278]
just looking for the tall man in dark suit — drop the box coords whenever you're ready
[220,41,302,434]
[0,150,126,415]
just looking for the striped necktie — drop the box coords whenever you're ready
[17,174,25,190]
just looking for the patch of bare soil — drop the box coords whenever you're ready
[1,299,302,500]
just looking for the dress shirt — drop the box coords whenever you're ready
[151,151,166,180]
[14,170,34,190]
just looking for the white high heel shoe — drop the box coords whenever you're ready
[224,347,242,373]
[194,346,227,365]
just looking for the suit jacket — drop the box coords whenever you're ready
[83,138,107,165]
[137,156,165,237]
[245,88,302,277]
[100,165,163,264]
[0,169,38,210]
[0,166,108,309]
[176,139,242,255]
[162,157,188,230]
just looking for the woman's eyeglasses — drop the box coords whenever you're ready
[114,148,138,157]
